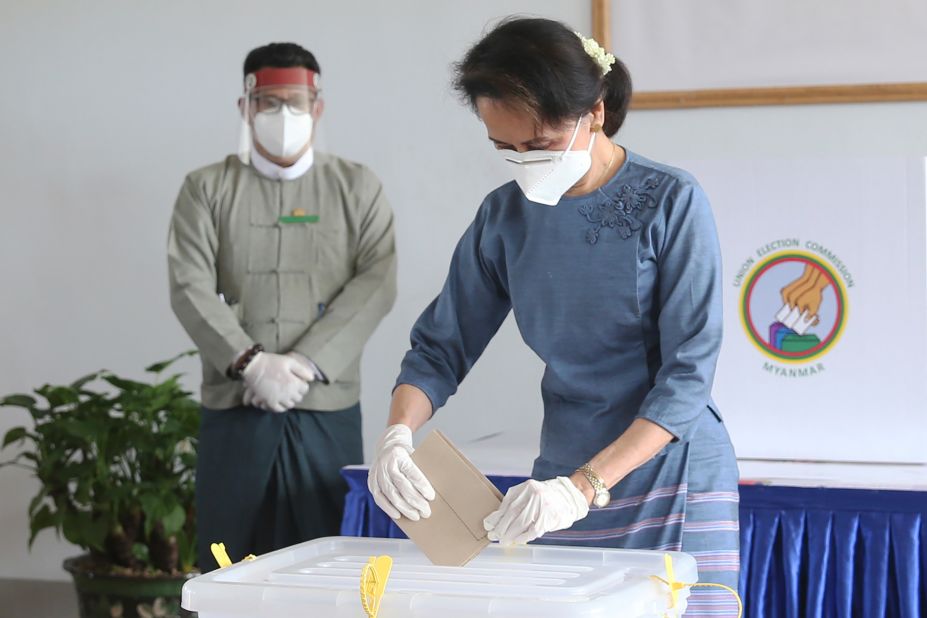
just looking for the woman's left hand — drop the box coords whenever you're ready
[483,477,590,545]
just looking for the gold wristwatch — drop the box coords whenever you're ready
[577,463,610,508]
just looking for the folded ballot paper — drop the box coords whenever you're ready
[394,430,504,566]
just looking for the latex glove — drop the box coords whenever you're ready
[242,352,313,413]
[286,351,328,383]
[368,424,436,521]
[483,477,589,545]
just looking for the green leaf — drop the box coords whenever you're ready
[139,494,166,536]
[38,385,82,408]
[85,518,110,552]
[175,528,198,573]
[161,504,186,536]
[27,490,48,518]
[70,372,101,391]
[144,391,174,414]
[1,451,38,469]
[73,478,93,505]
[102,375,147,393]
[28,505,58,548]
[61,510,110,552]
[2,426,28,448]
[145,350,197,375]
[60,418,109,442]
[0,394,37,409]
[61,510,87,548]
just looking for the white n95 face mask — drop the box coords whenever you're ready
[252,107,314,159]
[501,116,595,206]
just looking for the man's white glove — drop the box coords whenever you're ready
[483,477,590,545]
[242,352,314,413]
[368,424,436,521]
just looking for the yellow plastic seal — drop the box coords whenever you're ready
[210,542,258,569]
[651,553,743,618]
[210,542,233,569]
[360,555,393,618]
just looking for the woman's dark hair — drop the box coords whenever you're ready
[453,17,631,137]
[243,42,321,76]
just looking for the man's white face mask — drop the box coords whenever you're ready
[252,106,314,160]
[500,116,595,206]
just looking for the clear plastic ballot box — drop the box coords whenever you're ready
[182,537,697,617]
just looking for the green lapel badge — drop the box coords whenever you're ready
[279,208,319,224]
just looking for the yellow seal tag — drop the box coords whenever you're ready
[210,542,259,569]
[210,542,233,568]
[651,553,743,618]
[360,555,393,618]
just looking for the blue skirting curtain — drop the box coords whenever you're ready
[341,468,927,617]
[738,485,926,618]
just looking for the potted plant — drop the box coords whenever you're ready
[1,352,200,618]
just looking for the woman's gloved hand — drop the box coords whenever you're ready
[483,477,590,545]
[242,352,314,412]
[368,424,436,521]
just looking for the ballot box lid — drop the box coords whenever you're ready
[182,536,698,618]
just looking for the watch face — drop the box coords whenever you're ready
[593,491,610,508]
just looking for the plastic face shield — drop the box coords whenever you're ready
[238,67,320,164]
[249,85,317,116]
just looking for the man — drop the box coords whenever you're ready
[168,42,396,570]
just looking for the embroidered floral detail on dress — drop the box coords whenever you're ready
[578,176,661,245]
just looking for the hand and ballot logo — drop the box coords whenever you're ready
[733,240,853,375]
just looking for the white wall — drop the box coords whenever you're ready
[3,0,925,582]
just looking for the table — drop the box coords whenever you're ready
[341,462,927,618]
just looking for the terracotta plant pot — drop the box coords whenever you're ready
[64,556,196,618]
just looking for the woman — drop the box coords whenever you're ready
[369,17,739,614]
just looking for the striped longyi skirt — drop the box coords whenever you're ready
[533,412,741,616]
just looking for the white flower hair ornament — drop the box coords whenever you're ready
[575,32,617,76]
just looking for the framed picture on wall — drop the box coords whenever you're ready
[591,0,927,109]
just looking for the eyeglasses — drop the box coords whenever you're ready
[250,93,316,115]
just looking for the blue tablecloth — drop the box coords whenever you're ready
[341,467,927,617]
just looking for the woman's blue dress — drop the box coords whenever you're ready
[397,150,741,614]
